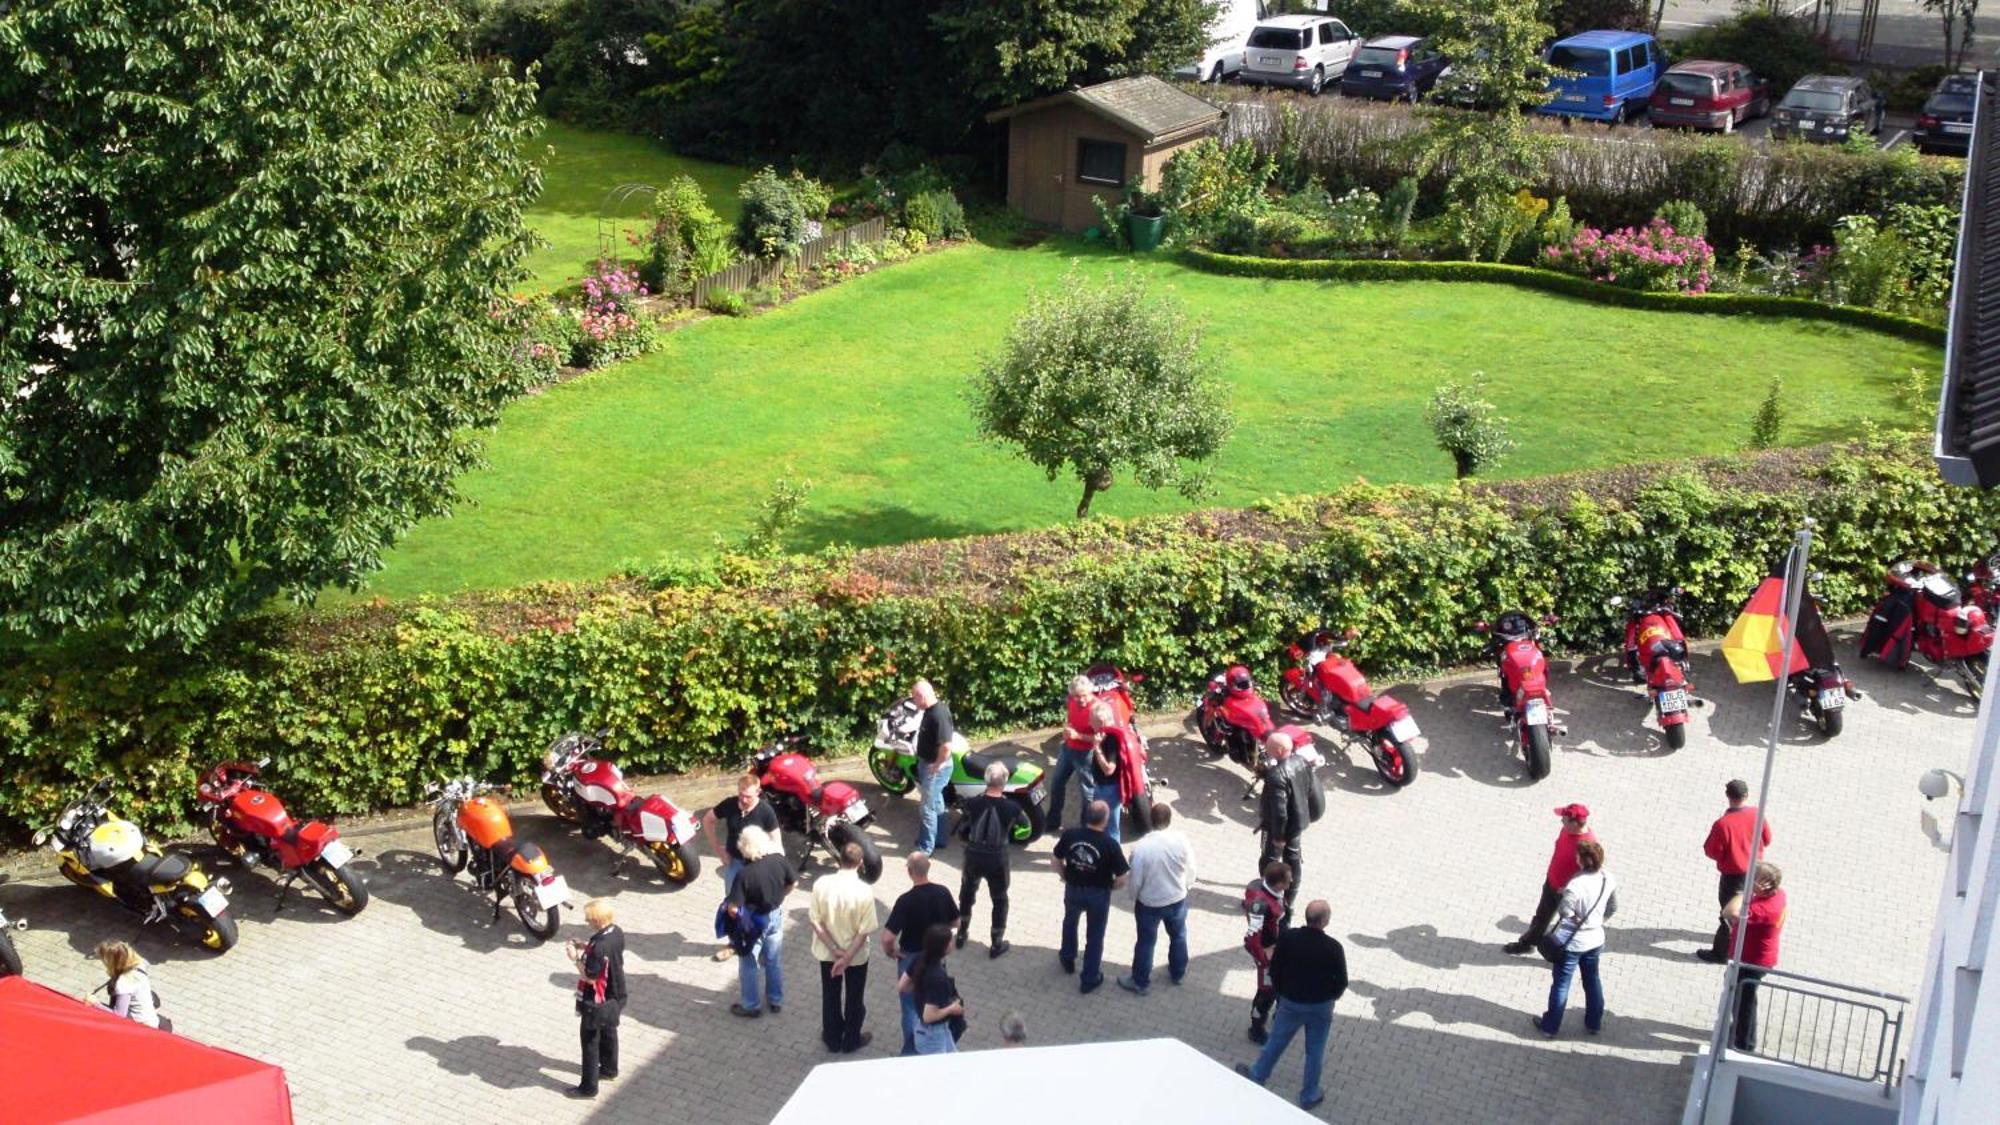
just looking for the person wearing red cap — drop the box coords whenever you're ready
[1503,803,1597,955]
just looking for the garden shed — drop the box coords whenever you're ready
[987,76,1225,232]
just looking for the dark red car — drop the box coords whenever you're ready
[1647,60,1771,132]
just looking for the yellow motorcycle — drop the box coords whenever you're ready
[37,779,239,953]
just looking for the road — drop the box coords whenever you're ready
[1660,0,2000,70]
[0,629,1971,1123]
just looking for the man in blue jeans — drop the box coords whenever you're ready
[878,852,958,1055]
[1052,800,1129,994]
[1237,899,1347,1111]
[1046,674,1102,834]
[908,679,957,854]
[1119,802,1195,996]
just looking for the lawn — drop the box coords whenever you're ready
[517,121,750,291]
[360,238,1939,598]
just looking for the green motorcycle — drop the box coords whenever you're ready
[870,700,1048,845]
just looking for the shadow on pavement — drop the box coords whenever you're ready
[1346,978,1711,1052]
[1348,924,1527,973]
[405,1035,575,1093]
[363,848,561,954]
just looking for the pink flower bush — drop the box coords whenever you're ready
[573,265,656,367]
[1543,219,1716,294]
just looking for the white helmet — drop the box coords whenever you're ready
[85,819,144,869]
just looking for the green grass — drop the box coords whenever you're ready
[363,239,1939,598]
[517,121,750,291]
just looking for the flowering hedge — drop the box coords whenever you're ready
[0,440,1991,839]
[1544,220,1716,294]
[572,265,657,368]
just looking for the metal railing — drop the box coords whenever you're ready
[1726,966,1909,1094]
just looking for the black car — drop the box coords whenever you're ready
[1339,35,1448,102]
[1771,74,1885,145]
[1914,73,1978,156]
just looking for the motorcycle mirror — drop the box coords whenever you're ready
[31,828,49,847]
[593,728,610,740]
[1473,620,1489,633]
[1342,626,1360,640]
[1606,595,1625,608]
[1541,613,1560,625]
[256,757,271,770]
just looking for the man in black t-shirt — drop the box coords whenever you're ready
[953,761,1020,960]
[1237,899,1348,1112]
[727,826,795,1018]
[702,774,782,961]
[911,679,957,855]
[1051,800,1130,994]
[879,852,959,1056]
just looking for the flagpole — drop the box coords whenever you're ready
[1692,522,1811,1121]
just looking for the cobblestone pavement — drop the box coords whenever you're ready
[1,630,1968,1124]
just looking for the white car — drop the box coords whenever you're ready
[1173,0,1262,83]
[1238,14,1358,96]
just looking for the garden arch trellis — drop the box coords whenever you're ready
[595,182,660,265]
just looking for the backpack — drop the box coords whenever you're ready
[962,798,1012,853]
[1304,764,1326,824]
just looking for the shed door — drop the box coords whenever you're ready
[1022,122,1065,226]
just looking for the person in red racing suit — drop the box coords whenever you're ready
[1242,860,1293,1045]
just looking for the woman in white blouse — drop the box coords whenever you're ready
[96,940,161,1029]
[1531,839,1618,1037]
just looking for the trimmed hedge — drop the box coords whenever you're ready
[1,441,1992,839]
[1179,248,1947,346]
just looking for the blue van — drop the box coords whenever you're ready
[1537,30,1665,123]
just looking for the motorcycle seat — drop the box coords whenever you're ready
[1352,694,1376,714]
[962,751,1019,779]
[127,852,193,885]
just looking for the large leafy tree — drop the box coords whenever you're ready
[970,271,1231,519]
[0,0,543,647]
[934,0,1218,107]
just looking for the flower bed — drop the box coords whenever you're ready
[1544,220,1717,294]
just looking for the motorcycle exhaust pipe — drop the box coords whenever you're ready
[214,877,234,894]
[9,918,25,931]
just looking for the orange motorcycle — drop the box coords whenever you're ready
[427,777,568,940]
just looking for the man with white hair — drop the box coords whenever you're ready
[910,679,957,854]
[727,824,795,1018]
[952,759,1021,959]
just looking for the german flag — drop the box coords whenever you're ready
[1722,572,1834,683]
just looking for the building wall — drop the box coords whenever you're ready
[1900,655,2000,1123]
[1004,107,1209,232]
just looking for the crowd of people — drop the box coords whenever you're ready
[533,677,1791,1111]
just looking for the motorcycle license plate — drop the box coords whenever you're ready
[196,887,228,916]
[1028,783,1048,805]
[1658,688,1690,715]
[1816,688,1846,711]
[317,840,354,868]
[1670,97,1694,106]
[842,800,870,823]
[1387,716,1421,743]
[1524,699,1550,726]
[535,875,569,910]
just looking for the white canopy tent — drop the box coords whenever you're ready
[771,1037,1323,1124]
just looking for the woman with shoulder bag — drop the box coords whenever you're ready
[95,940,166,1031]
[1531,839,1617,1037]
[900,922,965,1054]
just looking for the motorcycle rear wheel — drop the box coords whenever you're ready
[1193,709,1227,758]
[512,877,560,941]
[1374,737,1419,787]
[303,858,370,914]
[1815,707,1843,737]
[1125,790,1154,841]
[650,840,701,885]
[1663,722,1688,751]
[826,821,884,884]
[1278,679,1318,723]
[432,808,468,874]
[1960,655,1989,702]
[1008,798,1047,847]
[1522,725,1552,781]
[540,782,579,823]
[868,748,915,796]
[176,903,239,953]
[0,930,21,977]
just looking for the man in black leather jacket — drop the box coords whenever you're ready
[1258,733,1309,920]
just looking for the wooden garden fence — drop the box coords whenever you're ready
[690,216,889,307]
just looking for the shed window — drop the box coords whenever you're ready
[1076,138,1128,186]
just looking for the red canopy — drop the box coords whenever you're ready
[0,976,292,1124]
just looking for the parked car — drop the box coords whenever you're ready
[1913,72,1978,156]
[1770,75,1884,144]
[1239,14,1359,96]
[1174,0,1261,84]
[1646,60,1771,132]
[1340,35,1448,102]
[1537,29,1665,123]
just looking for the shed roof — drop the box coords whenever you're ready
[985,76,1225,144]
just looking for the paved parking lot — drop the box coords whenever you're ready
[0,628,1969,1124]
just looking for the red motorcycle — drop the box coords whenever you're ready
[1474,612,1563,780]
[540,732,702,885]
[1193,665,1280,768]
[1861,560,1993,701]
[198,760,369,914]
[1083,664,1163,841]
[1969,549,2000,622]
[750,737,884,883]
[1614,587,1698,750]
[1278,630,1426,787]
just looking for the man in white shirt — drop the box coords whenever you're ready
[1118,802,1196,996]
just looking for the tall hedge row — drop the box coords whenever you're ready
[2,441,1993,839]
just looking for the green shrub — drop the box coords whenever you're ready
[3,439,1993,838]
[1654,199,1708,241]
[903,190,966,240]
[639,175,732,296]
[1382,176,1420,249]
[704,287,749,316]
[735,166,833,259]
[1748,378,1786,450]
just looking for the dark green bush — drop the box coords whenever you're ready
[902,190,966,240]
[1668,11,1837,97]
[735,167,832,259]
[1180,247,1945,344]
[0,440,1987,840]
[704,287,749,316]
